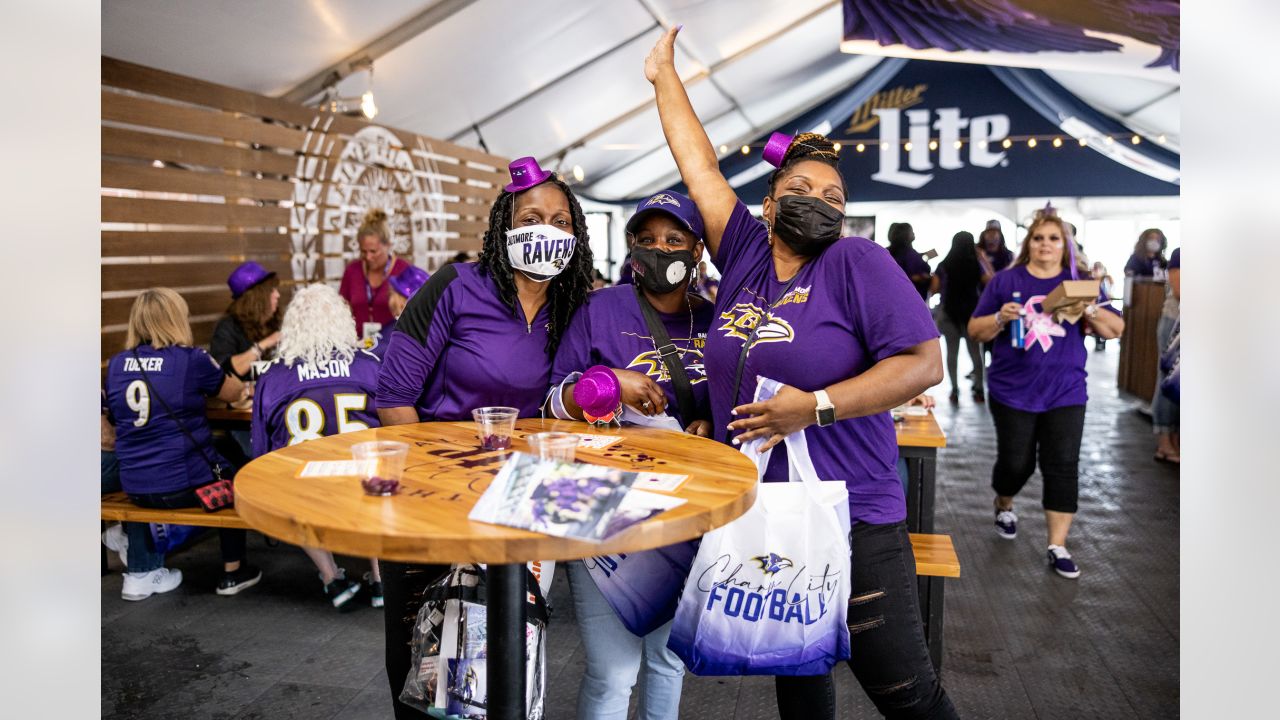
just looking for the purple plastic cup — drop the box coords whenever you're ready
[574,365,621,419]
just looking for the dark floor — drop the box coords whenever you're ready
[101,345,1179,719]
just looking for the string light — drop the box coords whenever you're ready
[741,144,750,155]
[928,140,938,151]
[904,141,913,151]
[1052,137,1063,148]
[953,140,963,149]
[1104,136,1114,144]
[833,142,842,152]
[880,142,889,150]
[1079,138,1088,147]
[979,141,988,149]
[1158,134,1167,144]
[719,144,728,154]
[856,143,865,153]
[1131,135,1141,144]
[1002,138,1013,149]
[1027,138,1037,148]
[572,165,585,182]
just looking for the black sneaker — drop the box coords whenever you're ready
[324,577,363,612]
[216,564,263,596]
[363,572,384,608]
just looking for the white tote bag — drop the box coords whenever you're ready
[667,377,852,675]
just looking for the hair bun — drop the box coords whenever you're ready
[784,132,839,164]
[363,208,389,225]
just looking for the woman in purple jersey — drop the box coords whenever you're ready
[648,26,953,720]
[969,215,1124,579]
[375,156,594,720]
[104,289,262,601]
[251,284,384,611]
[545,190,713,720]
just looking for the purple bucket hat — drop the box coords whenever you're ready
[762,131,795,168]
[388,265,430,300]
[504,156,554,193]
[227,261,276,299]
[625,190,705,242]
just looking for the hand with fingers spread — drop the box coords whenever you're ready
[644,24,682,84]
[684,418,711,437]
[726,383,820,451]
[613,368,668,416]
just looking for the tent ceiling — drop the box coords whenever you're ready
[102,0,1180,201]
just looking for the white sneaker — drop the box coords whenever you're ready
[121,567,183,601]
[102,525,129,568]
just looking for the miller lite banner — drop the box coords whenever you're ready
[703,59,1179,203]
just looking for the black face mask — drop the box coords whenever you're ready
[770,194,844,256]
[630,247,696,295]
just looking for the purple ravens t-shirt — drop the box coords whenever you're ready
[707,202,940,525]
[378,262,553,420]
[105,344,228,495]
[551,285,714,428]
[251,349,382,456]
[974,265,1121,413]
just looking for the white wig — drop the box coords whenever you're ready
[277,283,358,368]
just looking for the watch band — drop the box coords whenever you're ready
[814,389,836,427]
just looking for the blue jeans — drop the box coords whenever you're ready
[102,450,165,573]
[566,560,685,720]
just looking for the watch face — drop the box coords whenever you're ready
[818,407,837,426]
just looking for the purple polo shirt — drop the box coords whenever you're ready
[707,202,939,525]
[974,265,1121,413]
[377,262,553,420]
[251,350,383,456]
[551,285,714,427]
[104,344,229,495]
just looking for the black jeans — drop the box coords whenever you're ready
[775,521,958,719]
[382,560,451,719]
[988,398,1086,513]
[127,485,247,564]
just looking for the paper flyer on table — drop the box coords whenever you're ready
[469,452,641,541]
[599,489,686,539]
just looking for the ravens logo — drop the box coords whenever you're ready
[752,552,794,575]
[646,193,681,207]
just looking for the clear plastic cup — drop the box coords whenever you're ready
[352,440,410,496]
[528,432,579,463]
[472,406,519,451]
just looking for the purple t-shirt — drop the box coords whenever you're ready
[251,350,383,456]
[1168,247,1180,270]
[105,344,228,495]
[974,265,1120,412]
[707,202,940,525]
[377,262,553,420]
[551,285,714,427]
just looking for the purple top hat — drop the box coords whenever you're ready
[227,261,276,299]
[573,365,621,418]
[624,190,705,242]
[762,131,794,169]
[388,265,430,299]
[505,156,553,193]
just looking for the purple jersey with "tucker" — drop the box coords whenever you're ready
[552,285,714,428]
[251,349,382,456]
[105,344,229,495]
[707,202,939,525]
[974,265,1121,413]
[377,262,554,420]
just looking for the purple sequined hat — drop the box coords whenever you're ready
[505,156,553,193]
[762,132,794,168]
[227,261,276,299]
[625,190,705,242]
[388,265,430,300]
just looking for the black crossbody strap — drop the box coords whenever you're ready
[633,285,700,428]
[131,348,223,481]
[724,275,801,444]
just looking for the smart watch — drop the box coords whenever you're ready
[814,389,836,427]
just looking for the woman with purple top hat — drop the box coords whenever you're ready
[339,209,412,342]
[647,26,954,720]
[365,264,430,358]
[374,155,594,719]
[544,189,714,719]
[969,211,1124,579]
[210,261,282,381]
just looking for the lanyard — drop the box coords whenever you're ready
[724,273,801,444]
[364,257,394,313]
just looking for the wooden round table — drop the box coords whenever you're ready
[234,418,758,720]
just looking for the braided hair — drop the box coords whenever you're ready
[477,174,594,357]
[767,132,847,197]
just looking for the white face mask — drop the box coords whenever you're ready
[1146,239,1162,253]
[506,224,576,282]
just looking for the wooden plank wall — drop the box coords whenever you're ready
[101,57,508,362]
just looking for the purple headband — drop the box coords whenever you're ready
[505,156,553,193]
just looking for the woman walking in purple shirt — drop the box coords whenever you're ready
[374,156,594,719]
[969,214,1124,579]
[648,26,954,720]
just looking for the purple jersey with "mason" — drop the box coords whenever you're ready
[104,344,229,495]
[251,349,383,456]
[377,262,554,420]
[706,202,940,525]
[552,285,715,428]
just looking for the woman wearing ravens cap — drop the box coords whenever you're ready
[647,26,955,720]
[375,156,594,718]
[544,189,713,719]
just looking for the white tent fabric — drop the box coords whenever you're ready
[102,0,1179,200]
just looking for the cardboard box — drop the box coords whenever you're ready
[1043,279,1101,323]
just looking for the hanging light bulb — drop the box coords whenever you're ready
[360,91,378,120]
[1131,135,1141,144]
[928,140,938,151]
[1158,134,1167,144]
[904,141,913,151]
[953,140,963,149]
[1104,136,1114,145]
[1079,138,1088,147]
[719,144,728,154]
[1052,137,1063,148]
[856,143,865,153]
[833,142,842,152]
[1001,138,1013,149]
[880,141,889,150]
[572,165,585,182]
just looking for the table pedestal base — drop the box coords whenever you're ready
[487,563,527,720]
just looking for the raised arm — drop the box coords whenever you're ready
[645,26,737,257]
